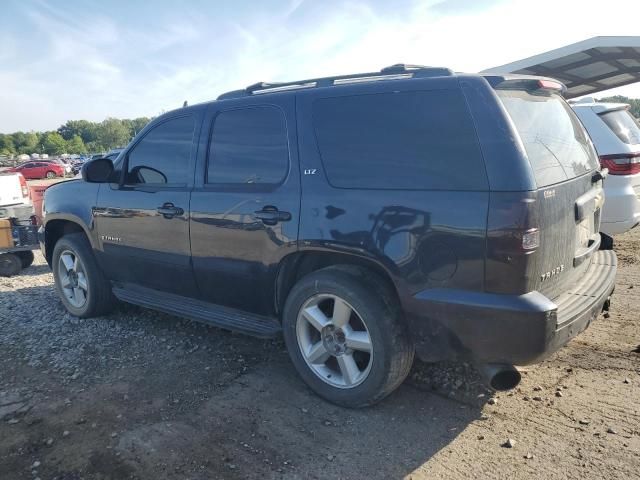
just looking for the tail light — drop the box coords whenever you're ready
[17,173,30,199]
[599,153,640,175]
[485,192,540,294]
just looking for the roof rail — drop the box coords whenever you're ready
[217,64,453,100]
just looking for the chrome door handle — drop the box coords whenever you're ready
[157,203,184,218]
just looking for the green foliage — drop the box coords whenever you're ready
[67,135,87,154]
[2,116,151,157]
[96,118,131,151]
[0,134,15,156]
[42,132,67,155]
[596,95,640,119]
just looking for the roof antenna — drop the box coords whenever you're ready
[183,100,188,107]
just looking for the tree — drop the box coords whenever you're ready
[122,117,150,140]
[66,135,87,154]
[43,132,67,155]
[12,131,39,154]
[57,119,99,144]
[0,134,15,156]
[96,118,130,151]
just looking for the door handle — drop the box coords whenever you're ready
[157,203,184,219]
[254,207,291,225]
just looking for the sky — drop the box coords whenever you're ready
[2,0,640,133]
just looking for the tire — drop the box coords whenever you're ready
[16,250,35,268]
[46,171,56,179]
[0,253,22,277]
[282,266,414,408]
[52,232,114,318]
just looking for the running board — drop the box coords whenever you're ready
[112,284,282,338]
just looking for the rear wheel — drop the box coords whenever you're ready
[0,253,22,277]
[16,250,35,269]
[282,266,414,408]
[46,171,56,179]
[52,233,114,317]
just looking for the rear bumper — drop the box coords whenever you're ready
[405,250,617,365]
[601,174,640,235]
[601,215,640,235]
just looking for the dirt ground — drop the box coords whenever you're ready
[1,229,639,480]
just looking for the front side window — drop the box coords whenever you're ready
[207,106,289,185]
[125,115,195,185]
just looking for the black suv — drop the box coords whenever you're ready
[40,65,616,407]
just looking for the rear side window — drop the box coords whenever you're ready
[207,106,289,185]
[126,115,195,185]
[599,109,640,145]
[497,91,598,187]
[312,90,487,190]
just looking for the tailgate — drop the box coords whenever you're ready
[533,174,603,298]
[495,86,602,300]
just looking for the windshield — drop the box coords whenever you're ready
[599,109,640,146]
[497,90,599,187]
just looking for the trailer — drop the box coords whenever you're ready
[0,218,39,276]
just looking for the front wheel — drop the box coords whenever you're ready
[282,266,414,408]
[52,233,114,317]
[46,171,56,179]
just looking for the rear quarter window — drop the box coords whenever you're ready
[312,90,488,190]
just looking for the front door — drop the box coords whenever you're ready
[190,98,300,315]
[94,111,202,296]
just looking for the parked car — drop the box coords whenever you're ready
[8,161,65,179]
[0,171,37,275]
[570,98,640,235]
[40,65,616,407]
[45,158,73,173]
[0,172,32,217]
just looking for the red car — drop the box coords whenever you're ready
[8,161,65,179]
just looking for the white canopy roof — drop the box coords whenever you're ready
[482,36,640,98]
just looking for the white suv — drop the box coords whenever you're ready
[571,98,640,235]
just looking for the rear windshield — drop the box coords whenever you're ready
[599,109,640,145]
[497,90,598,187]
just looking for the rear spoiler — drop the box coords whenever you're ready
[483,74,567,96]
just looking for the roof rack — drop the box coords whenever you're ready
[217,64,453,100]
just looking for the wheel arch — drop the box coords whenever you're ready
[274,249,403,318]
[43,217,92,265]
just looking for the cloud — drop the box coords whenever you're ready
[2,0,640,133]
[429,0,506,15]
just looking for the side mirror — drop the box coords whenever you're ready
[81,158,114,183]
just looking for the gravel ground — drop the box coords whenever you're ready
[1,229,639,480]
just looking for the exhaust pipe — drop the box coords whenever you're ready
[475,363,521,391]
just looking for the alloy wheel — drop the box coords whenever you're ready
[296,293,373,388]
[58,250,89,308]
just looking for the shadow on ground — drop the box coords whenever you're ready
[0,284,486,480]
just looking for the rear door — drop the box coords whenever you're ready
[496,88,602,299]
[190,97,300,315]
[94,111,202,296]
